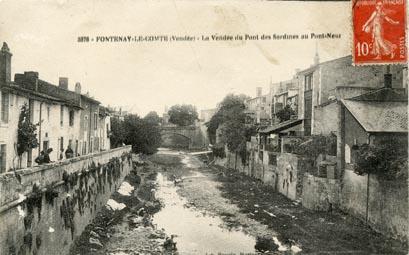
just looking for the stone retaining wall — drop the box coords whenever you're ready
[0,146,132,255]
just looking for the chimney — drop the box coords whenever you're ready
[59,77,68,90]
[75,82,81,94]
[256,87,262,97]
[384,73,392,88]
[0,42,12,84]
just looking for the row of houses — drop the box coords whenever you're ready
[0,42,111,173]
[214,52,408,241]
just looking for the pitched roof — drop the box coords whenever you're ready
[2,83,81,109]
[259,118,302,134]
[342,99,408,133]
[348,88,407,102]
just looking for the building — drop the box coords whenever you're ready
[338,87,408,240]
[297,55,406,136]
[244,87,270,125]
[0,42,110,172]
[270,77,299,123]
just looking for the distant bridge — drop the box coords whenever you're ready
[160,125,209,149]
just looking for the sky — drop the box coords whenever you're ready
[0,0,351,116]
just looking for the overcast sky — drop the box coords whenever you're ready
[0,0,350,116]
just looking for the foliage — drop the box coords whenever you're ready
[275,105,296,123]
[144,111,161,126]
[17,103,38,156]
[123,114,162,154]
[110,114,162,154]
[207,94,254,161]
[288,134,337,159]
[211,144,226,158]
[354,138,408,180]
[168,104,198,126]
[110,117,126,148]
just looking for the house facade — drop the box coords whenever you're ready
[244,87,270,125]
[297,55,406,136]
[0,42,110,172]
[338,88,408,240]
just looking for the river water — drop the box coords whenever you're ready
[152,172,257,254]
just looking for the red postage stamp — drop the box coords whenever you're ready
[353,0,407,65]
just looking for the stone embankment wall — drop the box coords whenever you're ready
[302,173,341,211]
[0,146,132,255]
[341,169,408,242]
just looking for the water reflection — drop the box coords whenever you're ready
[152,173,257,255]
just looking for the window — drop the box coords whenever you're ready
[1,92,9,123]
[94,113,98,130]
[75,140,79,156]
[83,141,87,155]
[43,141,49,151]
[47,106,50,121]
[304,73,313,91]
[0,144,6,173]
[60,137,64,152]
[268,153,277,165]
[69,110,74,126]
[60,105,64,126]
[106,124,110,138]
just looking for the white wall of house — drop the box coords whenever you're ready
[0,89,109,172]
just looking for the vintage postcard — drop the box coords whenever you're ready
[0,0,407,255]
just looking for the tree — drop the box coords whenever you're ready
[275,105,296,123]
[207,94,254,165]
[17,103,38,156]
[110,117,126,148]
[354,138,408,180]
[207,94,249,144]
[168,104,198,126]
[110,114,162,154]
[144,111,161,126]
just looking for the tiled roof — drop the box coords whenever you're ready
[2,83,82,109]
[348,88,407,102]
[342,99,407,133]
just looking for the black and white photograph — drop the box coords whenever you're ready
[0,0,407,254]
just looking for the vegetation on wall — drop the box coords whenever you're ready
[275,105,296,123]
[168,104,198,126]
[287,134,337,160]
[17,103,38,156]
[353,138,408,180]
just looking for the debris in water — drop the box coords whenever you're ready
[89,237,103,248]
[273,236,288,251]
[291,245,302,253]
[48,227,55,233]
[17,193,27,203]
[106,199,126,211]
[17,205,25,217]
[263,209,276,218]
[117,181,134,196]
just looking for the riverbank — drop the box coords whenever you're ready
[69,159,167,255]
[69,151,407,254]
[176,161,407,254]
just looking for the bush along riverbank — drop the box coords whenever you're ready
[69,157,173,255]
